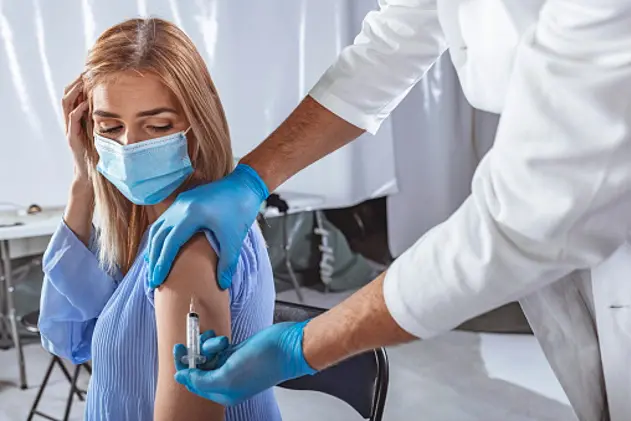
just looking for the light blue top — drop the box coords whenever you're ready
[39,221,281,421]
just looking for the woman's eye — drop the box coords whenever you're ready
[150,124,173,132]
[100,126,122,134]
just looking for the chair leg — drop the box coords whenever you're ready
[282,214,304,302]
[82,362,92,375]
[55,357,84,402]
[62,364,81,421]
[0,239,28,389]
[26,356,56,421]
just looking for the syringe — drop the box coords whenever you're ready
[181,297,207,369]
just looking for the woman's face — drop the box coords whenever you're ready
[91,71,188,145]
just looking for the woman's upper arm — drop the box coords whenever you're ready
[153,234,231,421]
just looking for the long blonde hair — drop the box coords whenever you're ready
[82,18,233,274]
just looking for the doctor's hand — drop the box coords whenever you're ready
[173,321,316,407]
[147,164,269,290]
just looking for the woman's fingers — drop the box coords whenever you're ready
[63,75,82,95]
[62,80,84,131]
[67,101,89,139]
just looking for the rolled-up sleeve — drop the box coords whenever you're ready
[39,221,118,363]
[309,0,447,134]
[383,0,631,338]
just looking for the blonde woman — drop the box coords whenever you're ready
[38,18,280,421]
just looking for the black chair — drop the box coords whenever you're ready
[275,300,389,421]
[22,310,91,421]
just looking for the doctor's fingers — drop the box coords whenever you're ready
[151,222,194,288]
[173,343,188,371]
[201,335,229,358]
[147,222,171,285]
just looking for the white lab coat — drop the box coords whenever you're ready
[308,1,631,420]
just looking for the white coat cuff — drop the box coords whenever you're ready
[383,263,441,340]
[308,86,382,135]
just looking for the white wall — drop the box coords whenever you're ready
[0,0,397,210]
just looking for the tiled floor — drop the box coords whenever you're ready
[0,287,577,421]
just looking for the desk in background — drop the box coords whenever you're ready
[0,208,62,389]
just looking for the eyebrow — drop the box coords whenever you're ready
[92,107,178,118]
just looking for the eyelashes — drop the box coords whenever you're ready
[98,124,174,135]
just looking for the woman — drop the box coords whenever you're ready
[38,18,280,421]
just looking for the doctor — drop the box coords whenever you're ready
[147,1,631,420]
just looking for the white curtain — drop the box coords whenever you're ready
[0,0,500,254]
[387,53,500,257]
[0,0,396,210]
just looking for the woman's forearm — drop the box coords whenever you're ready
[63,177,94,246]
[240,96,364,192]
[302,272,416,370]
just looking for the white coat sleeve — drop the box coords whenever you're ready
[383,0,631,339]
[308,0,447,134]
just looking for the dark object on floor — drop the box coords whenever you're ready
[324,198,392,266]
[276,300,389,421]
[22,310,92,421]
[262,210,378,293]
[27,205,42,215]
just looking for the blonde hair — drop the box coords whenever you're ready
[82,18,233,274]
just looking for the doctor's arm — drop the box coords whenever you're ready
[148,0,447,288]
[314,0,631,364]
[173,0,631,405]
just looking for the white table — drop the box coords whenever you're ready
[0,208,62,389]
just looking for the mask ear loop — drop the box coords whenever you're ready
[182,126,199,189]
[184,126,200,160]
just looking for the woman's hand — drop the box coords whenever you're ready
[62,76,94,245]
[62,76,90,181]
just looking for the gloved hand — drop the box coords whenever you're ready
[173,330,229,371]
[173,321,317,407]
[147,164,269,289]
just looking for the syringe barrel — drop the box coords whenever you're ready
[187,312,200,369]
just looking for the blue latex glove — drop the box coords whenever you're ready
[147,164,269,289]
[173,321,317,407]
[173,330,229,371]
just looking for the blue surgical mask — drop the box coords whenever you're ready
[94,128,193,205]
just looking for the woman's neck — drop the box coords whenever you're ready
[145,180,200,224]
[146,197,175,224]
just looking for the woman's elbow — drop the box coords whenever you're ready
[39,321,93,364]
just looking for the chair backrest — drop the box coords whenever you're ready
[274,300,388,421]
